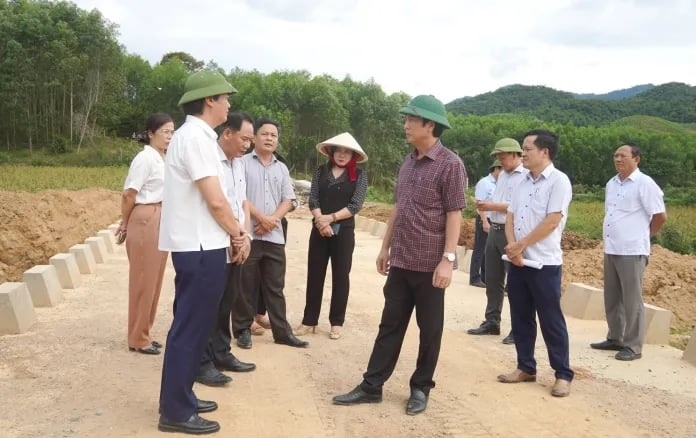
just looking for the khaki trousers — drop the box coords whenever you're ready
[126,204,168,349]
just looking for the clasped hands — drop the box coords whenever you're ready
[230,231,251,264]
[314,214,335,237]
[504,240,526,267]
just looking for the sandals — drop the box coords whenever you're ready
[129,345,160,355]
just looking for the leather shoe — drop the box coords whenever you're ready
[158,413,220,434]
[159,398,218,415]
[551,379,571,397]
[497,369,536,383]
[194,368,232,387]
[274,334,309,348]
[467,321,500,336]
[501,331,515,345]
[333,385,382,405]
[615,347,642,361]
[590,339,623,351]
[406,388,428,415]
[470,281,486,288]
[215,355,256,372]
[236,329,252,349]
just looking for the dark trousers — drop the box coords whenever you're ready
[469,216,487,284]
[159,248,227,421]
[199,263,242,371]
[507,265,574,381]
[234,240,293,340]
[484,227,509,324]
[255,219,287,316]
[302,226,355,326]
[360,267,445,395]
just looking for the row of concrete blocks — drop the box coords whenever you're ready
[353,215,696,366]
[561,282,696,365]
[0,226,119,335]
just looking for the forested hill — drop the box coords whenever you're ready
[573,84,654,100]
[446,83,696,125]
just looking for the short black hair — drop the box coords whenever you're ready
[419,118,445,138]
[622,142,641,158]
[253,117,281,135]
[523,129,559,160]
[216,111,253,135]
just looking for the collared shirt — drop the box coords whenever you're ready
[509,163,572,266]
[390,140,468,272]
[474,173,496,219]
[218,146,246,227]
[123,145,164,204]
[489,163,528,224]
[243,150,296,245]
[158,115,229,252]
[603,168,665,256]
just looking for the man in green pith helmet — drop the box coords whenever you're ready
[157,70,242,435]
[333,95,467,416]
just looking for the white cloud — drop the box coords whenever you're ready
[68,0,696,102]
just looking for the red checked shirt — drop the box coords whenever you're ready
[390,140,468,272]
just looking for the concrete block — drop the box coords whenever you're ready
[49,253,82,289]
[108,223,120,232]
[371,221,387,238]
[69,244,96,274]
[561,283,606,320]
[85,236,107,263]
[644,303,672,345]
[456,246,468,272]
[96,230,115,253]
[683,327,696,366]
[0,282,37,334]
[22,265,62,307]
[355,215,366,229]
[364,218,377,232]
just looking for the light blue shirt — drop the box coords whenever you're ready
[508,163,572,266]
[474,173,496,219]
[243,150,296,245]
[489,163,528,224]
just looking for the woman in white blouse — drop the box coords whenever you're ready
[118,113,174,355]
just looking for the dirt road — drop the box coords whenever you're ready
[1,214,695,437]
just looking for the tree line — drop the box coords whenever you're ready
[1,0,695,194]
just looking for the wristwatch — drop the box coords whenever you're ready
[443,252,456,262]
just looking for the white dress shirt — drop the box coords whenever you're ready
[489,163,528,224]
[123,145,164,204]
[603,168,665,256]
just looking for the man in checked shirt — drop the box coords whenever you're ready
[332,95,467,416]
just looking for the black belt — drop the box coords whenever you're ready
[490,222,505,231]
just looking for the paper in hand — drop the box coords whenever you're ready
[502,255,543,269]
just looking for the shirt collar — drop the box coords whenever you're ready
[251,149,277,163]
[525,162,556,182]
[614,168,642,183]
[185,115,218,140]
[410,139,444,161]
[217,144,229,164]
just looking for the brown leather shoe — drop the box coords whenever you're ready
[497,369,536,383]
[551,378,571,397]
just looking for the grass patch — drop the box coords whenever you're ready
[0,166,127,192]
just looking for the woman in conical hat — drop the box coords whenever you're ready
[294,132,368,340]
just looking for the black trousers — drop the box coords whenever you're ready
[360,267,445,395]
[199,263,242,371]
[234,240,293,340]
[302,225,355,326]
[469,216,488,284]
[255,219,287,316]
[159,248,226,421]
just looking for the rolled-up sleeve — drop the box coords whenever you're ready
[346,169,368,215]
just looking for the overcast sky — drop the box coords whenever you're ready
[69,0,696,102]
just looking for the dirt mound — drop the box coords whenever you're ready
[0,189,121,283]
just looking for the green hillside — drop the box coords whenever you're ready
[609,116,695,135]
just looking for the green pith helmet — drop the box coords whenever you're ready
[399,95,451,129]
[178,70,237,106]
[489,159,502,170]
[489,137,522,156]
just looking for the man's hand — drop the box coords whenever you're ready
[376,248,390,275]
[231,232,251,264]
[505,241,525,260]
[509,254,524,267]
[254,215,279,235]
[432,260,453,289]
[476,200,491,211]
[482,221,490,233]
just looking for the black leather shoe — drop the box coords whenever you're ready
[195,368,232,387]
[274,334,309,348]
[615,347,642,361]
[470,281,486,288]
[590,339,623,351]
[502,332,515,345]
[332,385,382,405]
[158,413,220,434]
[215,355,256,372]
[467,321,500,335]
[159,399,218,415]
[406,388,428,415]
[236,329,252,349]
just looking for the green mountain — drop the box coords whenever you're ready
[574,84,655,100]
[446,83,696,126]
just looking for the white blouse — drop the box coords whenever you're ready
[123,145,165,204]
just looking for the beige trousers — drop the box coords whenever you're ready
[126,203,168,349]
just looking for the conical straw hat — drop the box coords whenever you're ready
[316,132,368,163]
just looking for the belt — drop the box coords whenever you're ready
[490,222,505,231]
